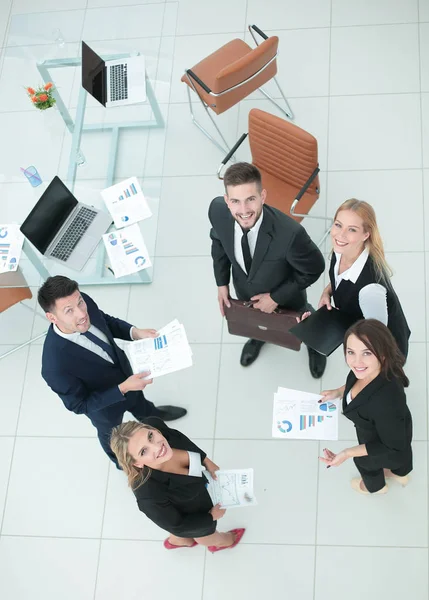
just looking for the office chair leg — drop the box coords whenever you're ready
[185,83,234,158]
[317,223,332,248]
[259,76,294,120]
[0,332,48,361]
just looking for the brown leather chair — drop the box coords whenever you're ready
[182,25,293,155]
[218,108,332,246]
[0,270,47,361]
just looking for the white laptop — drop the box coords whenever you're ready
[81,41,146,108]
[20,176,112,272]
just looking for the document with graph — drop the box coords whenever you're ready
[0,224,24,274]
[102,223,152,278]
[272,387,338,441]
[205,469,257,509]
[124,319,193,379]
[101,177,152,229]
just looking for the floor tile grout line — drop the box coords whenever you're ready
[0,343,32,535]
[0,532,428,549]
[313,4,333,595]
[92,461,111,600]
[416,3,429,582]
[8,1,166,19]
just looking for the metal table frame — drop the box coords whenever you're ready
[21,53,164,283]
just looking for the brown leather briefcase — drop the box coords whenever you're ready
[224,300,302,351]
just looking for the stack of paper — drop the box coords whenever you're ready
[0,224,24,274]
[101,177,152,229]
[205,469,257,509]
[272,387,338,441]
[125,319,193,379]
[102,223,152,278]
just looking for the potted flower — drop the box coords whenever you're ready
[26,82,56,110]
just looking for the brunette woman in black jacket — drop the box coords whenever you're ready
[320,319,412,495]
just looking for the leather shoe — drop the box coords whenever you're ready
[154,406,187,421]
[240,339,265,367]
[307,346,327,379]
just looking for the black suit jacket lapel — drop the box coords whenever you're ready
[343,374,385,414]
[248,208,274,279]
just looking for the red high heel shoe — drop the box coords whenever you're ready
[208,528,245,553]
[163,538,198,550]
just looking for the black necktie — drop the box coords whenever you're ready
[82,330,117,363]
[241,229,252,275]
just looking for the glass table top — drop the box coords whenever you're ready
[0,40,167,288]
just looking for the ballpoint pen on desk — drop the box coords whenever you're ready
[105,265,115,275]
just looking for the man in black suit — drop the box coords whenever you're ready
[209,162,326,378]
[38,276,186,464]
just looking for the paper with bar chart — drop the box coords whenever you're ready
[0,224,24,274]
[102,223,152,278]
[124,319,193,379]
[101,177,152,228]
[272,387,338,440]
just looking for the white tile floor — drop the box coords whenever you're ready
[0,1,428,599]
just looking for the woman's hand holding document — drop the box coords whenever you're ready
[124,319,193,379]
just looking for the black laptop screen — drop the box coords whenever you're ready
[20,176,77,254]
[82,41,106,106]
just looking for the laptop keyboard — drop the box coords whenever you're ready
[51,207,97,262]
[110,64,128,102]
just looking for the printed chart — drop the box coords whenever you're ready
[205,469,257,509]
[0,224,24,273]
[101,177,152,228]
[272,387,338,440]
[103,224,152,278]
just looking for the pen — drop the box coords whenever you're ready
[105,265,114,275]
[20,167,42,183]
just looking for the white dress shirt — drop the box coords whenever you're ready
[333,248,388,325]
[53,323,135,363]
[234,212,264,274]
[187,451,204,477]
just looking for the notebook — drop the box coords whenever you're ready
[289,306,355,356]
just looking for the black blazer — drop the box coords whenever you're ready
[329,253,410,357]
[133,418,216,538]
[343,371,412,463]
[209,197,325,310]
[41,292,140,422]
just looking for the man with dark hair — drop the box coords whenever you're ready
[209,162,326,377]
[38,276,186,464]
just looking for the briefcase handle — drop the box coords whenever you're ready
[243,300,281,315]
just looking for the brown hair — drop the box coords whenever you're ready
[38,275,79,313]
[223,162,262,193]
[110,421,155,490]
[344,319,409,387]
[334,199,392,281]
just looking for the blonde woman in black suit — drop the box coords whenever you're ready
[111,417,245,552]
[320,319,412,495]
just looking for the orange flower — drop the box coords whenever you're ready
[27,86,36,95]
[31,96,37,103]
[44,82,53,91]
[38,93,48,102]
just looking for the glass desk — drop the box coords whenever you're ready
[0,44,165,289]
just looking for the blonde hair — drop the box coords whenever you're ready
[110,421,155,490]
[334,198,392,280]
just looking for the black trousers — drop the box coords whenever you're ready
[90,392,156,466]
[354,451,413,493]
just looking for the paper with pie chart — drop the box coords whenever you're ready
[102,223,152,278]
[0,224,24,274]
[101,177,152,229]
[272,387,338,440]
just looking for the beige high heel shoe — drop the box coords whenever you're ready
[384,472,409,487]
[351,478,388,495]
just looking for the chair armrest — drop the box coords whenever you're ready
[185,69,212,94]
[249,24,269,40]
[290,166,320,215]
[217,133,248,179]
